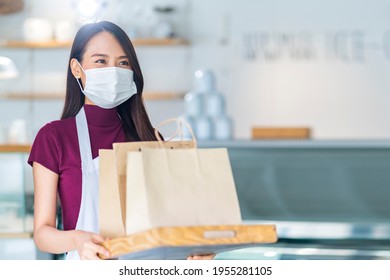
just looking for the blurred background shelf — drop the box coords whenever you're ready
[1,92,185,101]
[1,38,189,48]
[0,233,32,238]
[2,40,72,48]
[0,145,31,153]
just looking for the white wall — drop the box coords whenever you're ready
[189,0,390,139]
[1,0,390,140]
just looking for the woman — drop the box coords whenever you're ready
[28,21,156,260]
[28,21,214,260]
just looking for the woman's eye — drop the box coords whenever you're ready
[95,59,106,64]
[119,61,129,66]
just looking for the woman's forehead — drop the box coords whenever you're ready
[84,31,126,57]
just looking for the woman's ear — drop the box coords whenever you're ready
[70,58,82,79]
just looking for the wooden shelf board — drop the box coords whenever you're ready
[0,232,33,238]
[133,38,189,46]
[143,92,185,100]
[2,40,72,48]
[3,93,65,100]
[252,127,311,140]
[2,92,185,101]
[2,38,189,49]
[0,145,31,153]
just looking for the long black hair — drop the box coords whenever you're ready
[61,21,157,141]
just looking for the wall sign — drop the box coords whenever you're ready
[243,30,389,63]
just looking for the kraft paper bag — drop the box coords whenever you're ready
[99,149,125,237]
[99,140,195,238]
[125,147,242,235]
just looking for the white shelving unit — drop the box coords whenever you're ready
[1,38,189,101]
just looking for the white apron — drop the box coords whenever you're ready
[66,107,100,260]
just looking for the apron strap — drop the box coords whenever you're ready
[67,106,100,260]
[75,107,94,171]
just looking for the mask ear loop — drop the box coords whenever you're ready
[75,76,85,92]
[74,59,85,74]
[74,60,86,92]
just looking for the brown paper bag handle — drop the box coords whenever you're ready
[154,118,197,148]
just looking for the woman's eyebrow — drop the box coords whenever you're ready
[90,54,128,59]
[91,53,109,57]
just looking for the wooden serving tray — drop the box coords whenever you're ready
[99,224,277,260]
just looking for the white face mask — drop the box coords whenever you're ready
[75,60,137,109]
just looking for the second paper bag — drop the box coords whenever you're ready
[100,141,194,238]
[126,147,242,235]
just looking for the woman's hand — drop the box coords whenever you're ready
[187,253,216,260]
[73,230,111,260]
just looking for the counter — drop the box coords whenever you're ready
[200,139,390,240]
[199,139,390,149]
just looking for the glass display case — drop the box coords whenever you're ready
[200,140,390,260]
